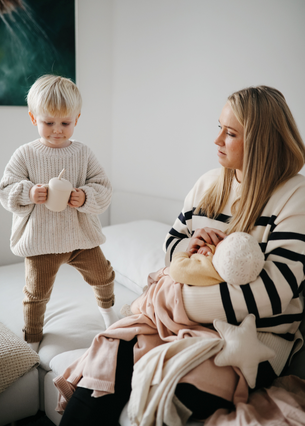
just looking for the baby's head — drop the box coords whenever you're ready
[212,232,265,285]
[27,75,82,118]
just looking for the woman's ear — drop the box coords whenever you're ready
[29,111,37,126]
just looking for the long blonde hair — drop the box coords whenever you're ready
[196,86,305,234]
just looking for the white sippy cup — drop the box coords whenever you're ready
[44,169,75,212]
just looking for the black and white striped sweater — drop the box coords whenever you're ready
[163,168,305,375]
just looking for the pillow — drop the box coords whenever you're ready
[102,220,170,294]
[0,322,40,394]
[214,314,275,389]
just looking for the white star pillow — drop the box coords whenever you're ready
[213,314,275,388]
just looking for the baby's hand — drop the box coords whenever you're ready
[68,188,86,208]
[197,245,212,256]
[187,227,226,256]
[30,184,48,204]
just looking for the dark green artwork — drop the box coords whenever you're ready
[0,0,75,106]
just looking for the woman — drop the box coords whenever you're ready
[59,86,305,425]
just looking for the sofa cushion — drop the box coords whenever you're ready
[0,369,39,426]
[0,322,40,393]
[102,220,169,295]
[38,280,139,371]
[0,221,169,373]
[50,348,87,376]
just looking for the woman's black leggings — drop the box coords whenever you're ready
[59,338,277,426]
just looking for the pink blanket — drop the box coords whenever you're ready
[54,268,247,413]
[205,375,305,426]
[54,268,305,425]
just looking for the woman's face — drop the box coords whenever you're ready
[214,102,244,181]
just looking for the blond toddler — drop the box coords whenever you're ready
[0,75,118,351]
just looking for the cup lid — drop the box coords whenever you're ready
[49,177,73,191]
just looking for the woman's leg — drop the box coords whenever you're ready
[175,383,234,420]
[59,337,137,426]
[251,360,277,391]
[176,360,277,420]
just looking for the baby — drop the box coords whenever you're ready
[0,75,118,351]
[121,232,265,319]
[170,232,265,286]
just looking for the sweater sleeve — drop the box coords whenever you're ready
[77,149,112,215]
[163,184,199,266]
[177,178,305,332]
[241,183,305,325]
[0,149,35,217]
[163,170,220,266]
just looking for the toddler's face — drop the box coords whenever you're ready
[29,111,80,148]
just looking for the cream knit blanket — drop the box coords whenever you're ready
[0,323,40,393]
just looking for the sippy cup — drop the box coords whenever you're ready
[44,169,75,212]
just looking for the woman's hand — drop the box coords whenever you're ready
[187,227,227,255]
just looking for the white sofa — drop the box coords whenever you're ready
[0,192,304,426]
[0,192,203,426]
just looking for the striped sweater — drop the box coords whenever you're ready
[0,139,112,257]
[163,168,305,375]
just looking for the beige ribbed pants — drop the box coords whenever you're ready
[23,247,115,343]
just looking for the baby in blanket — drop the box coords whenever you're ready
[170,231,265,286]
[121,232,265,318]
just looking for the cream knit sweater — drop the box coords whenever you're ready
[0,139,112,257]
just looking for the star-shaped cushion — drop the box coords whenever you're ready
[213,314,275,388]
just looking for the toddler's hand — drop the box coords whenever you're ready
[30,184,48,204]
[68,188,86,208]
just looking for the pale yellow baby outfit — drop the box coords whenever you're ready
[170,244,223,287]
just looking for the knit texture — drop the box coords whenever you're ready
[164,168,305,375]
[0,322,40,393]
[23,247,115,342]
[212,232,265,285]
[0,139,112,257]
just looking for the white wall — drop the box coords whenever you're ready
[74,0,113,226]
[1,0,305,266]
[0,109,38,266]
[74,0,113,178]
[111,0,305,201]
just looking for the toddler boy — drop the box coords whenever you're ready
[0,75,118,351]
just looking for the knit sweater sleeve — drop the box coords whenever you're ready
[163,169,221,266]
[172,175,305,333]
[0,148,34,217]
[76,148,112,215]
[242,179,305,324]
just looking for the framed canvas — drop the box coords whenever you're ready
[0,0,75,106]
